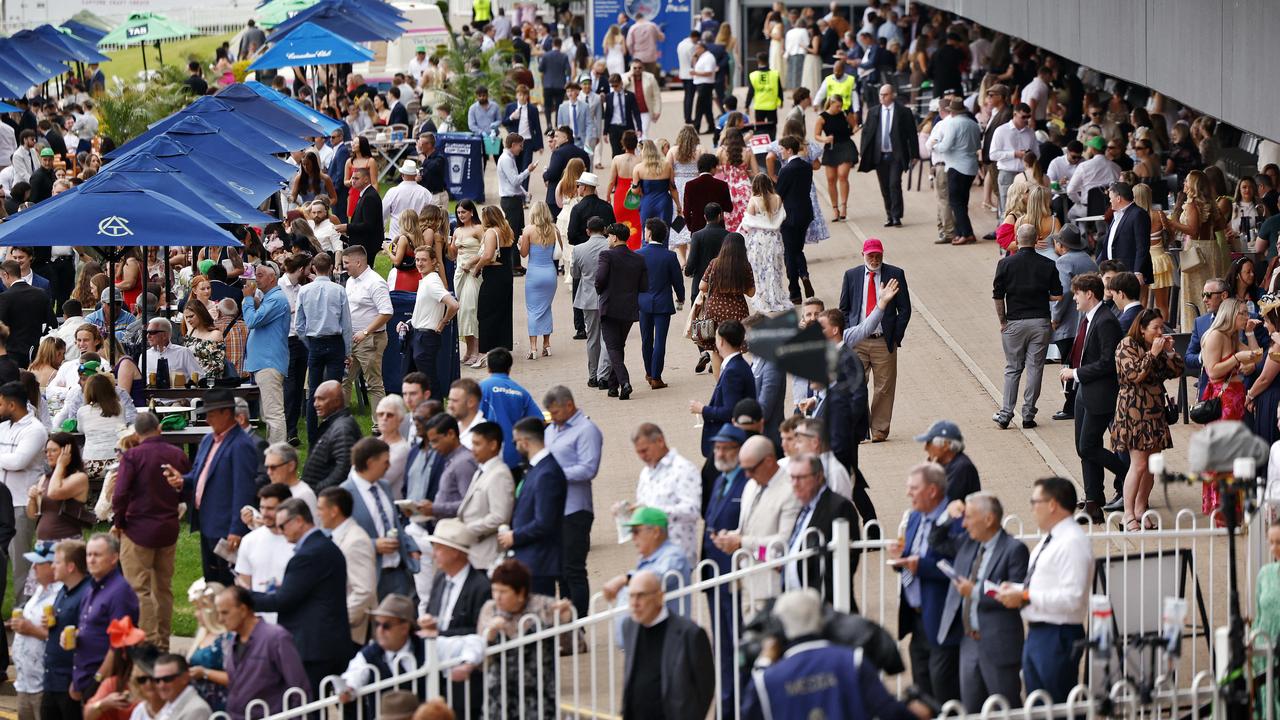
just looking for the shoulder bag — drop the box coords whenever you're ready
[1189,382,1224,425]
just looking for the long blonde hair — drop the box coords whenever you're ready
[1181,169,1216,231]
[674,125,700,164]
[479,205,514,247]
[1004,182,1030,221]
[528,201,558,247]
[398,209,424,249]
[604,25,623,50]
[639,139,665,174]
[1133,183,1152,212]
[419,204,448,240]
[557,157,586,201]
[1208,298,1243,339]
[715,23,733,47]
[1019,186,1053,237]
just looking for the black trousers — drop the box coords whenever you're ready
[42,691,81,720]
[754,109,778,146]
[284,335,308,442]
[600,316,632,389]
[875,151,905,221]
[683,79,695,124]
[1055,339,1077,414]
[500,195,526,241]
[908,612,961,705]
[693,84,716,133]
[946,168,976,238]
[780,220,809,300]
[543,87,565,128]
[559,510,593,619]
[607,124,628,156]
[1073,392,1128,503]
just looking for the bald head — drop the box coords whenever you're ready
[740,435,781,485]
[314,380,344,419]
[628,569,665,625]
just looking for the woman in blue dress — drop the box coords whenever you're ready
[519,201,562,360]
[633,139,681,230]
[767,116,831,245]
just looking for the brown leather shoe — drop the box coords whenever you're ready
[650,379,669,389]
[871,434,888,443]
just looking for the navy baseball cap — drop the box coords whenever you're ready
[914,420,963,444]
[710,426,748,445]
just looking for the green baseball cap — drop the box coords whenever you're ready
[623,506,668,528]
[39,147,54,157]
[1085,135,1106,152]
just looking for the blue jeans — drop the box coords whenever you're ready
[638,311,671,381]
[1023,623,1084,703]
[305,335,346,444]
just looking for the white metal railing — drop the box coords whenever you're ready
[205,510,1275,720]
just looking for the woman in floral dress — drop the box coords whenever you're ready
[666,125,703,265]
[688,233,755,374]
[740,174,791,314]
[715,128,756,233]
[767,117,830,244]
[1198,298,1261,524]
[479,560,573,720]
[183,302,225,381]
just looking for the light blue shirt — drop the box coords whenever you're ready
[85,308,135,342]
[545,409,603,516]
[242,285,291,374]
[614,539,693,643]
[930,113,983,177]
[467,101,502,135]
[902,501,946,609]
[969,532,1002,631]
[478,373,542,468]
[293,276,353,355]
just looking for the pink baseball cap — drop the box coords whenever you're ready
[862,238,885,255]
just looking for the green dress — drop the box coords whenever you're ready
[1256,562,1280,716]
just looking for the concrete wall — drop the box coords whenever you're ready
[922,0,1280,142]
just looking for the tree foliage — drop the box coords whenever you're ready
[94,65,193,145]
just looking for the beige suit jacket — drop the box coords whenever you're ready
[333,518,378,644]
[737,467,801,604]
[632,71,662,120]
[457,458,515,571]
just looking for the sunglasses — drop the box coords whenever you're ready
[153,673,182,684]
[145,329,165,335]
[136,676,157,685]
[374,620,403,630]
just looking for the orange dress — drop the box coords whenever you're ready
[612,176,643,250]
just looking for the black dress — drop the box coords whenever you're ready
[820,111,857,167]
[477,244,514,352]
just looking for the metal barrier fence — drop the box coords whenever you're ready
[207,509,1275,720]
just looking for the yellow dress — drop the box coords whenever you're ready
[1149,221,1174,289]
[453,231,484,337]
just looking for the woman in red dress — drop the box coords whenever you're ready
[607,130,643,248]
[1198,297,1262,522]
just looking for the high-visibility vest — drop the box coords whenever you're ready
[473,0,491,22]
[825,74,856,111]
[749,70,781,111]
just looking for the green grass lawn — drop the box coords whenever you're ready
[101,33,235,83]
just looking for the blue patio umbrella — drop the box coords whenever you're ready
[0,174,240,248]
[215,82,334,137]
[0,74,29,100]
[248,22,374,70]
[83,154,278,225]
[0,101,20,112]
[269,1,403,43]
[125,136,286,208]
[106,97,308,159]
[244,80,343,135]
[0,54,55,87]
[1,34,72,71]
[112,116,298,180]
[61,20,108,44]
[32,25,110,63]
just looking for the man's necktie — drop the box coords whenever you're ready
[1069,317,1089,368]
[962,544,986,634]
[438,579,454,631]
[865,271,877,319]
[788,504,813,548]
[881,108,891,153]
[368,483,395,538]
[570,102,578,137]
[1027,533,1053,592]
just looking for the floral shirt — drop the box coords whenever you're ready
[15,581,61,693]
[636,448,703,567]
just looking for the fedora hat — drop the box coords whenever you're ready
[398,159,420,176]
[369,593,416,624]
[578,172,599,187]
[195,388,237,415]
[1053,223,1087,251]
[428,518,476,553]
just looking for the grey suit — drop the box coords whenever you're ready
[752,355,785,451]
[936,526,1029,712]
[1052,249,1098,344]
[621,612,715,720]
[572,233,611,383]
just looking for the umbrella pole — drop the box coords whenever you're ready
[157,41,163,67]
[141,44,148,78]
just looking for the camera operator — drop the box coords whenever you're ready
[742,589,932,720]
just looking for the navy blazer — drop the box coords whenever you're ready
[252,529,351,664]
[637,243,685,315]
[328,142,351,191]
[700,354,757,457]
[838,263,912,352]
[543,143,591,212]
[341,476,422,574]
[601,89,642,131]
[1097,205,1153,281]
[184,424,258,540]
[501,102,544,152]
[700,468,748,575]
[935,525,1028,659]
[0,273,50,295]
[388,102,410,127]
[510,453,568,578]
[895,509,964,648]
[1116,302,1142,335]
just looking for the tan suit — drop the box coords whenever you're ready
[631,70,662,139]
[456,458,515,571]
[736,468,801,606]
[332,518,378,644]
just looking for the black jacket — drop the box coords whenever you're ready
[0,281,54,365]
[621,613,715,720]
[425,564,491,636]
[346,185,385,260]
[794,488,860,609]
[301,409,361,491]
[858,101,919,171]
[596,245,648,321]
[566,194,615,246]
[543,143,591,216]
[1075,305,1123,415]
[252,530,351,665]
[776,156,815,230]
[601,89,642,131]
[684,223,728,295]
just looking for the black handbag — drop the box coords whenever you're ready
[1164,394,1179,424]
[1189,385,1224,425]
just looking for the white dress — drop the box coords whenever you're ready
[740,200,792,313]
[670,159,699,248]
[606,43,627,77]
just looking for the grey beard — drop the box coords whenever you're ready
[713,459,738,473]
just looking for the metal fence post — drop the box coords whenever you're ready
[832,519,851,613]
[425,637,439,699]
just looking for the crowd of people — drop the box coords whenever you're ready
[0,0,1278,719]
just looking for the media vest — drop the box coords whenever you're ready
[749,70,781,111]
[824,74,856,111]
[751,642,866,720]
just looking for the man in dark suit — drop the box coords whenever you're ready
[837,238,912,442]
[0,260,54,366]
[620,570,715,720]
[415,133,449,207]
[341,438,422,599]
[387,86,410,126]
[637,219,685,389]
[682,154,733,236]
[335,167,384,261]
[163,390,258,585]
[251,498,351,694]
[326,129,352,222]
[698,426,748,719]
[566,176,616,339]
[1096,182,1153,285]
[542,126,591,219]
[602,73,642,156]
[1058,272,1127,523]
[932,492,1029,712]
[782,453,860,606]
[420,519,489,717]
[502,85,544,189]
[497,418,567,594]
[889,462,963,705]
[858,83,918,227]
[692,321,756,506]
[775,136,816,303]
[595,223,648,400]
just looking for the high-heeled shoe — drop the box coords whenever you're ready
[471,355,488,369]
[527,351,536,360]
[542,346,552,357]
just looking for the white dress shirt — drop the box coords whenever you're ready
[345,267,393,335]
[497,150,531,198]
[436,564,471,631]
[340,633,484,692]
[1106,204,1131,264]
[458,411,486,450]
[784,27,810,56]
[677,38,696,80]
[693,52,717,85]
[1022,516,1093,625]
[1046,155,1079,187]
[145,343,202,379]
[989,120,1037,172]
[382,181,433,237]
[0,413,49,507]
[1066,155,1121,204]
[1022,76,1050,120]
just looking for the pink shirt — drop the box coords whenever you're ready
[195,426,233,509]
[626,20,664,63]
